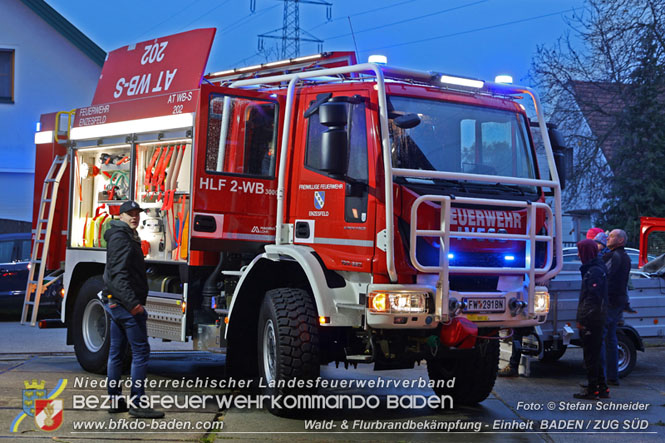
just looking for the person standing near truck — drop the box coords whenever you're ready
[600,229,632,386]
[574,239,609,400]
[103,201,164,418]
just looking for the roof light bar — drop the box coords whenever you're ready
[495,74,513,84]
[70,113,194,140]
[440,74,484,89]
[209,54,325,77]
[34,131,54,144]
[293,54,323,63]
[368,55,387,65]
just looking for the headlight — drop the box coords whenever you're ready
[534,290,550,314]
[368,291,429,314]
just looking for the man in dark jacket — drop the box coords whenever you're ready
[104,201,163,418]
[574,239,609,400]
[600,229,631,385]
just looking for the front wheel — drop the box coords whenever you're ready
[72,276,109,374]
[257,288,320,398]
[427,334,500,406]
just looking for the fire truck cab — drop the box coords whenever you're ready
[27,29,564,407]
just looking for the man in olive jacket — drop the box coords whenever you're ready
[600,229,632,385]
[103,201,163,419]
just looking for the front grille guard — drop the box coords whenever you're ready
[399,171,561,321]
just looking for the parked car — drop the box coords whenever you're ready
[561,247,655,273]
[0,233,60,319]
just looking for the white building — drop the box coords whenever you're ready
[0,0,105,224]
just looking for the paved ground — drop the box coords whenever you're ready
[0,322,663,442]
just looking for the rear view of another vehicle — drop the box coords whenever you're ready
[0,233,31,317]
[0,233,61,319]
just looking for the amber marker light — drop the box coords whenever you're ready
[370,293,388,313]
[319,316,330,324]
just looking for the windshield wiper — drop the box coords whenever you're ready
[491,183,528,196]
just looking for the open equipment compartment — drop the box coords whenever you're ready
[70,144,131,249]
[135,139,192,262]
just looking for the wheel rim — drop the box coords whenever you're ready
[617,342,629,373]
[82,298,107,352]
[262,319,277,383]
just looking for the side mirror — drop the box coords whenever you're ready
[394,113,421,129]
[548,128,568,190]
[319,102,348,175]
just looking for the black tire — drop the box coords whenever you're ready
[427,335,500,406]
[540,343,567,362]
[617,331,636,378]
[72,276,110,374]
[257,288,320,411]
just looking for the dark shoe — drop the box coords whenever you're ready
[573,388,599,400]
[498,365,518,377]
[129,407,165,419]
[598,386,610,399]
[108,397,128,413]
[624,304,637,314]
[608,379,620,386]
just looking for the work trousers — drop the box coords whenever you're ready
[600,305,623,381]
[105,303,150,404]
[580,321,606,391]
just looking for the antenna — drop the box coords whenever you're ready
[347,16,358,60]
[255,0,332,59]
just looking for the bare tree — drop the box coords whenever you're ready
[531,0,665,244]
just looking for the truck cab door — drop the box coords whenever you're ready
[290,90,377,274]
[192,84,284,254]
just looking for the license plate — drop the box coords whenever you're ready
[463,298,505,313]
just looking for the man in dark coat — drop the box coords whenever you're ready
[104,201,163,418]
[574,239,609,400]
[600,229,632,385]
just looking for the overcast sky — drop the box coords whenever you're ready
[46,0,584,86]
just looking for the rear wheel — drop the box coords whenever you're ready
[427,335,500,406]
[617,331,636,378]
[257,288,319,413]
[72,276,109,374]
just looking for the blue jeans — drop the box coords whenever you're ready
[105,303,150,404]
[600,305,623,381]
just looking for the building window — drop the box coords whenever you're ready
[0,49,15,103]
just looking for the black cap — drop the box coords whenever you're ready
[119,201,144,214]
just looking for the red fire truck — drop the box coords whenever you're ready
[25,28,565,406]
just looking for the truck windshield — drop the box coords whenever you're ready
[389,96,537,193]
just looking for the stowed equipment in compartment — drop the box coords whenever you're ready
[69,140,192,264]
[71,144,131,248]
[136,141,192,262]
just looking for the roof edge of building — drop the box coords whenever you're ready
[20,0,106,67]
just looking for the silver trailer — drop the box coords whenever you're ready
[520,265,665,377]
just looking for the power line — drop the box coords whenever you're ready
[178,0,234,31]
[219,4,280,36]
[321,0,488,41]
[305,0,418,32]
[361,7,579,53]
[134,0,206,40]
[227,51,264,68]
[257,0,332,59]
